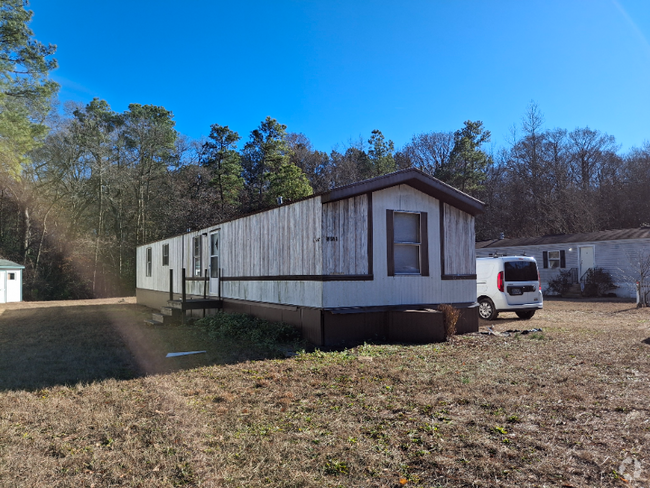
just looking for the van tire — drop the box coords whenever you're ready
[478,298,498,320]
[516,311,536,320]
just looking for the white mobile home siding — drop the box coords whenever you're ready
[137,198,325,308]
[322,185,476,308]
[218,196,323,307]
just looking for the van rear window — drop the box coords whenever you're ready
[504,261,538,281]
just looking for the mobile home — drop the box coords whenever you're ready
[137,169,485,345]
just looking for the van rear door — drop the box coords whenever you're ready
[476,261,495,295]
[503,259,539,306]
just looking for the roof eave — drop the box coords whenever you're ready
[321,169,485,216]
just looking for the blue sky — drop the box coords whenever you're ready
[31,0,650,153]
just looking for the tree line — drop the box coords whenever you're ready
[0,1,648,299]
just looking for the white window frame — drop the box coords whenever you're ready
[393,211,422,275]
[548,250,561,269]
[193,236,202,277]
[387,210,429,277]
[146,247,152,277]
[162,243,169,266]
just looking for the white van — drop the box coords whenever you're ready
[476,256,543,320]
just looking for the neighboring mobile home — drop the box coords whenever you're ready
[476,227,650,299]
[0,259,24,303]
[136,169,485,345]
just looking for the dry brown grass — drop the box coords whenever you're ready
[1,298,649,487]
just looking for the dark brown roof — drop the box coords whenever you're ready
[321,168,486,216]
[476,227,650,249]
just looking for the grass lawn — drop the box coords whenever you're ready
[0,298,649,487]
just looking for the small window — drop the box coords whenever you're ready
[162,243,169,266]
[146,247,152,277]
[543,250,566,269]
[8,273,15,280]
[394,212,421,274]
[387,210,429,276]
[193,236,202,277]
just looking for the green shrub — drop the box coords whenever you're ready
[195,311,305,357]
[547,269,574,296]
[583,267,617,297]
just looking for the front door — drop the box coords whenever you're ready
[209,230,220,295]
[579,246,595,280]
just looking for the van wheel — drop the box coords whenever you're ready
[478,298,497,320]
[516,311,535,320]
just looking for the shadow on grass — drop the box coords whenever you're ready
[643,337,650,346]
[0,303,281,392]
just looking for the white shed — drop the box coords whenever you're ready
[476,227,650,299]
[136,169,485,345]
[0,259,24,303]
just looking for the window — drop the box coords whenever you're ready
[210,232,220,279]
[8,273,15,280]
[504,261,538,281]
[543,250,565,269]
[386,210,429,276]
[146,247,152,277]
[193,236,202,277]
[162,243,169,266]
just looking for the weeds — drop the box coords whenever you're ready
[195,311,306,358]
[438,303,460,340]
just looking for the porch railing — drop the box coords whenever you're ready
[168,268,209,304]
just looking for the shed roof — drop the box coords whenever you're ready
[321,168,486,216]
[0,259,25,269]
[476,227,650,249]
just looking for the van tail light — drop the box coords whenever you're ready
[497,271,504,292]
[538,269,541,291]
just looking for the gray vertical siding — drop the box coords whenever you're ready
[444,203,476,275]
[322,194,369,275]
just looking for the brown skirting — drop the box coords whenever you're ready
[136,288,478,347]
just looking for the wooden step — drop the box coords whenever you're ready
[144,318,163,326]
[160,306,183,318]
[152,312,182,325]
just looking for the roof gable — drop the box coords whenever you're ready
[321,168,485,216]
[0,259,24,269]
